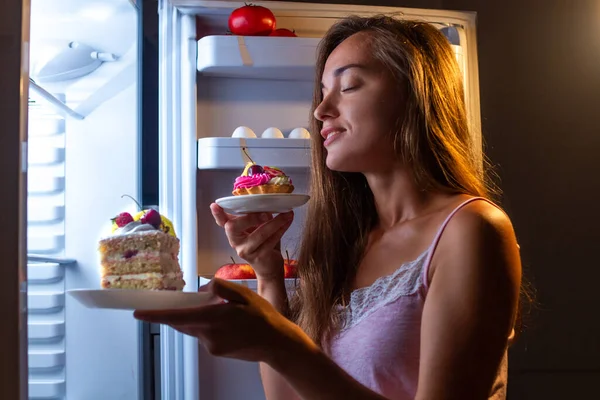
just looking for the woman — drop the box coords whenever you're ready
[135,15,522,400]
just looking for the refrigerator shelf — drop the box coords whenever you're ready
[197,35,320,81]
[28,322,65,340]
[29,380,66,399]
[28,292,65,312]
[197,137,311,170]
[28,351,66,369]
[27,262,65,283]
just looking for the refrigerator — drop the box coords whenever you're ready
[0,0,482,399]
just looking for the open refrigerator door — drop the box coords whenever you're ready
[26,0,145,399]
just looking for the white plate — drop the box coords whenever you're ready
[215,193,310,214]
[67,289,220,311]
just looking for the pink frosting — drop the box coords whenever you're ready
[234,173,271,190]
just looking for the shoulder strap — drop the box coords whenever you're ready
[421,197,491,292]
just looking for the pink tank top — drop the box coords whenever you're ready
[326,197,510,399]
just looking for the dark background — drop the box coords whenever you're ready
[437,1,600,398]
[140,0,600,398]
[140,0,160,207]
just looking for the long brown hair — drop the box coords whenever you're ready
[290,15,497,345]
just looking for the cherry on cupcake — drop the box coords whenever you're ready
[248,164,264,176]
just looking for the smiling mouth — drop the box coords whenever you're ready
[323,131,343,147]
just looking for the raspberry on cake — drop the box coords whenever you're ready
[232,161,294,195]
[99,205,185,291]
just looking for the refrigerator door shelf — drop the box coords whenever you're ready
[29,381,66,399]
[197,35,319,81]
[198,137,311,170]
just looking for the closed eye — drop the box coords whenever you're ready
[341,86,357,92]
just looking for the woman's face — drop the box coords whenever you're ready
[314,32,404,173]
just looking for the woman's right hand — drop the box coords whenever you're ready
[210,203,294,281]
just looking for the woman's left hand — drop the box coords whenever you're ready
[133,278,313,364]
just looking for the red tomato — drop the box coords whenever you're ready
[228,4,276,36]
[269,28,297,37]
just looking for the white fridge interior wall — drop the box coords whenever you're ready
[27,0,142,399]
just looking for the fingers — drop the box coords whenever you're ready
[133,303,235,325]
[210,203,234,227]
[211,204,274,233]
[236,212,293,258]
[211,202,294,264]
[133,280,252,325]
[250,211,293,241]
[249,218,293,257]
[224,212,273,238]
[210,278,253,304]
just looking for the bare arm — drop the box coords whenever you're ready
[415,202,521,400]
[257,276,302,400]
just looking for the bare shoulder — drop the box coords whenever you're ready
[430,198,521,287]
[418,199,522,400]
[447,199,517,246]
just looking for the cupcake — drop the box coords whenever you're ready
[232,162,294,195]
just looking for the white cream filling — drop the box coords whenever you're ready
[114,221,156,235]
[103,272,181,283]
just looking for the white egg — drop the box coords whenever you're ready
[232,126,256,138]
[288,127,311,139]
[261,127,284,138]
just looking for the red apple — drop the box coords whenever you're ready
[215,258,257,280]
[269,28,297,37]
[283,251,298,279]
[284,259,298,279]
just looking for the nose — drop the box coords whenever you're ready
[313,93,339,122]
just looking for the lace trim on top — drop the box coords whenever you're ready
[336,250,429,333]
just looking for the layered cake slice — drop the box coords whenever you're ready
[99,207,185,290]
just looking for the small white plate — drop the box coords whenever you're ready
[67,289,220,311]
[215,193,310,214]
